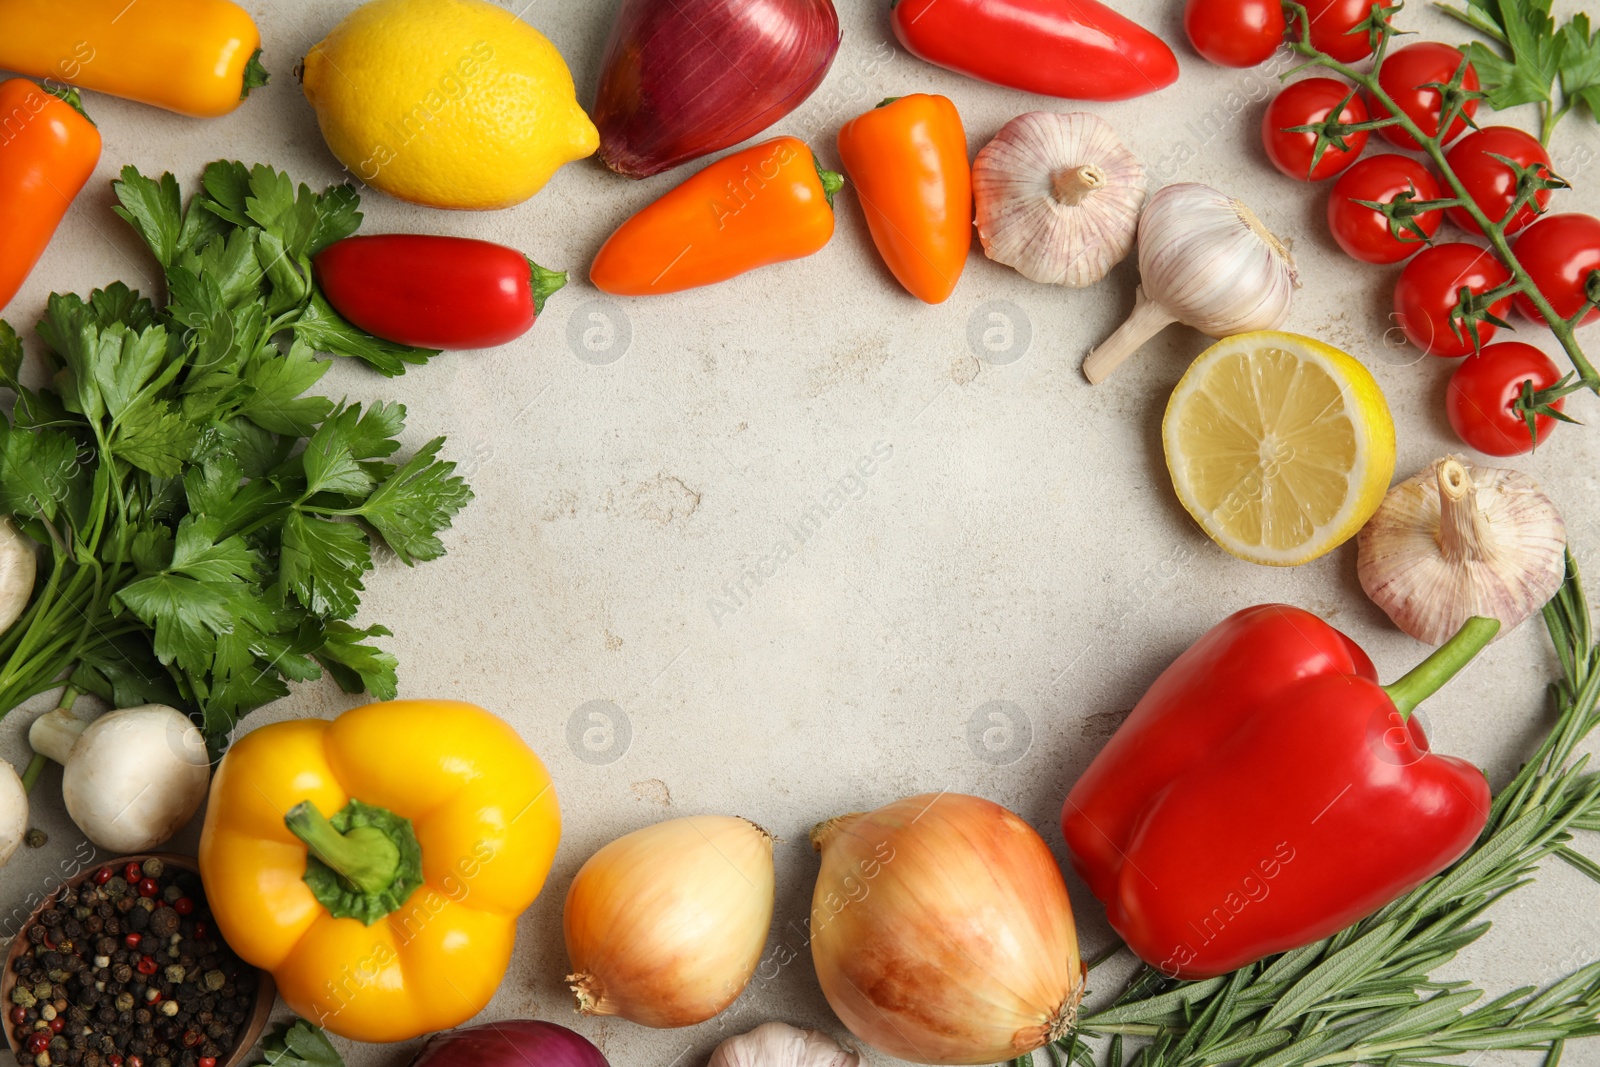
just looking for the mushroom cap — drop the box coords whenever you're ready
[0,518,37,636]
[0,760,26,868]
[62,704,210,852]
[973,111,1146,287]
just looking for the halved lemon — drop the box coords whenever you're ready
[1163,331,1396,567]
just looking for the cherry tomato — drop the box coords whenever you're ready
[1328,154,1444,263]
[1447,342,1567,455]
[1445,126,1554,236]
[1263,77,1370,181]
[1186,0,1286,66]
[1393,243,1512,357]
[1512,212,1600,326]
[1296,0,1376,61]
[1372,43,1479,150]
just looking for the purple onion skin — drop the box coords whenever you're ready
[594,0,842,179]
[409,1021,609,1067]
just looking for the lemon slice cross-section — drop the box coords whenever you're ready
[1163,331,1397,567]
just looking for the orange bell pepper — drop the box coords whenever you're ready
[0,0,266,118]
[0,80,101,314]
[837,94,972,304]
[590,135,842,296]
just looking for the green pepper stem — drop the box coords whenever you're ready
[285,801,400,895]
[526,260,567,317]
[813,155,845,209]
[1384,616,1501,720]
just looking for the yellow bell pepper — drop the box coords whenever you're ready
[0,0,266,118]
[198,700,560,1042]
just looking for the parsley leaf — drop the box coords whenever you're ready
[294,291,440,377]
[315,622,399,701]
[1560,14,1600,119]
[111,167,184,269]
[281,512,371,619]
[258,1022,344,1067]
[352,438,473,565]
[1440,0,1600,138]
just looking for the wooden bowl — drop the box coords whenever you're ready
[1,853,275,1067]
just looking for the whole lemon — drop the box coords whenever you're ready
[302,0,598,210]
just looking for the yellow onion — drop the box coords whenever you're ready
[809,794,1082,1065]
[564,815,775,1028]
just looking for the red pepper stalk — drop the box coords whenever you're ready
[1063,606,1498,980]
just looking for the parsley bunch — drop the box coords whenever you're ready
[1437,0,1600,143]
[0,162,470,747]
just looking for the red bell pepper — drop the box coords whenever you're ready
[312,235,567,351]
[1062,606,1497,980]
[890,0,1179,102]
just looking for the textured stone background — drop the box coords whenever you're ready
[3,0,1600,1064]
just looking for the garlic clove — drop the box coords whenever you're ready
[973,111,1146,288]
[707,1022,860,1067]
[1084,183,1298,383]
[1357,456,1567,645]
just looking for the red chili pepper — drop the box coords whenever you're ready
[1062,605,1497,979]
[137,878,159,898]
[891,0,1178,101]
[172,897,194,916]
[312,235,567,351]
[136,956,158,975]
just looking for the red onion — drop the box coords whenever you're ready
[409,1021,609,1067]
[593,0,842,179]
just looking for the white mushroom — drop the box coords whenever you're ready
[29,704,210,852]
[0,760,27,867]
[0,517,37,634]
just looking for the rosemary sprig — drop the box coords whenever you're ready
[1028,555,1600,1066]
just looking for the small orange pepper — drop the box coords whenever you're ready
[0,0,266,118]
[837,94,972,305]
[0,80,102,314]
[590,136,842,296]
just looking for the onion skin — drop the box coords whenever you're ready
[809,794,1083,1066]
[593,0,842,179]
[409,1021,609,1067]
[564,815,775,1028]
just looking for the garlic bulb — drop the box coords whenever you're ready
[973,111,1145,287]
[1084,183,1298,383]
[1357,456,1567,645]
[708,1023,859,1067]
[810,793,1083,1066]
[564,814,774,1028]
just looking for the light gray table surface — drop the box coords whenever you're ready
[3,0,1600,1064]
